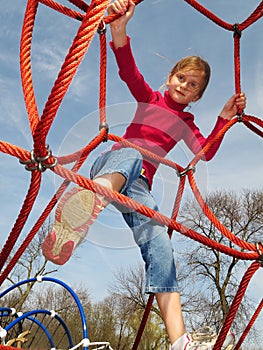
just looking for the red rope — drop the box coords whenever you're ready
[0,141,31,161]
[235,297,263,349]
[98,22,107,126]
[0,1,263,348]
[183,0,233,31]
[37,163,261,262]
[213,261,261,350]
[132,294,155,350]
[0,133,102,285]
[68,0,89,12]
[0,0,110,282]
[39,0,85,20]
[239,1,263,31]
[184,0,263,32]
[0,171,41,271]
[188,168,257,252]
[233,30,241,97]
[131,2,263,346]
[33,0,109,157]
[243,115,263,138]
[20,0,40,134]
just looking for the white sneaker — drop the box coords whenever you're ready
[185,329,216,350]
[42,186,104,265]
[221,330,235,350]
[184,327,235,350]
[169,331,215,350]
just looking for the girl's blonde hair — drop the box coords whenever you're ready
[169,56,211,99]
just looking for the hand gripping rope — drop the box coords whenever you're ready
[0,1,262,350]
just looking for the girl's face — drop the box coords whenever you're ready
[166,69,205,104]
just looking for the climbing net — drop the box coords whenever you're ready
[0,0,262,349]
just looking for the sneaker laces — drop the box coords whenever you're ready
[188,327,234,350]
[190,326,217,343]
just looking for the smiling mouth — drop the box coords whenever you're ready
[176,90,185,96]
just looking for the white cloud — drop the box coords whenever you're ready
[0,78,32,147]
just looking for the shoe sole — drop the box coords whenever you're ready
[42,187,102,264]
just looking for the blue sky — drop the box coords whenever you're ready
[1,0,263,337]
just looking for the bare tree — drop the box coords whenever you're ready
[176,189,263,346]
[2,220,57,310]
[108,264,169,349]
[2,190,262,349]
[105,190,263,349]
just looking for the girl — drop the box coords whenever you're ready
[42,0,246,348]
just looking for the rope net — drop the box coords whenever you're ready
[0,0,262,349]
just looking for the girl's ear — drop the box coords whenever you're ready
[192,96,199,102]
[166,74,172,86]
[192,94,201,102]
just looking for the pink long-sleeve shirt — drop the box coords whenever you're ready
[111,37,228,188]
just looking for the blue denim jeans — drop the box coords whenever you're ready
[90,148,178,293]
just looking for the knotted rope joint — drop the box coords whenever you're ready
[19,144,57,172]
[99,122,109,142]
[237,111,244,122]
[256,242,263,267]
[233,23,242,37]
[97,20,107,35]
[178,165,196,177]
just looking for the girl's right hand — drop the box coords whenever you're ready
[108,0,135,26]
[108,0,135,48]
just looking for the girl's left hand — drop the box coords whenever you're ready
[220,92,246,120]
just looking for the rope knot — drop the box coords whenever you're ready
[237,110,244,122]
[97,20,107,35]
[19,144,57,172]
[99,122,109,142]
[177,165,196,178]
[233,23,242,38]
[256,242,263,267]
